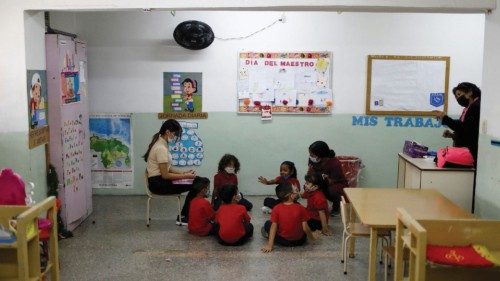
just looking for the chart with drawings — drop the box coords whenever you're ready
[169,121,204,166]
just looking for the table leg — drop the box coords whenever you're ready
[368,228,378,281]
[348,206,356,257]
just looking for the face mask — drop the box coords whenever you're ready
[282,175,290,180]
[456,95,469,107]
[225,167,235,174]
[309,156,320,163]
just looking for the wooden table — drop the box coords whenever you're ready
[344,188,473,281]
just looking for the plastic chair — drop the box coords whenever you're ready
[144,170,182,227]
[340,196,391,274]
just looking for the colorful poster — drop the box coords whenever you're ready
[61,114,85,191]
[27,70,48,129]
[169,121,204,167]
[163,72,203,113]
[237,52,333,114]
[61,52,80,104]
[27,70,49,149]
[89,114,133,189]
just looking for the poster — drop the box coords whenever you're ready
[61,52,80,104]
[27,70,49,149]
[61,114,86,192]
[169,121,204,167]
[89,114,133,189]
[237,52,333,114]
[163,72,203,113]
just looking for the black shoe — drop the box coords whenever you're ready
[176,215,188,226]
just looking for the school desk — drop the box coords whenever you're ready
[344,187,473,281]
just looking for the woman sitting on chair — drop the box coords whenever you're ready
[143,119,197,225]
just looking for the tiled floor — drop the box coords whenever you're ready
[59,195,387,280]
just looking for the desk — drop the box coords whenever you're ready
[344,188,473,281]
[397,153,475,212]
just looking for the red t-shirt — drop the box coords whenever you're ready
[188,197,215,236]
[271,202,310,241]
[215,203,250,243]
[302,190,329,222]
[274,176,301,192]
[308,157,348,193]
[212,172,238,202]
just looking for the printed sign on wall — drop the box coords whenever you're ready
[27,70,49,148]
[237,52,333,114]
[163,72,203,113]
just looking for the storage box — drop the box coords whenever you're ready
[403,140,428,158]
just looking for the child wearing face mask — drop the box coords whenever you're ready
[301,172,332,236]
[212,154,253,211]
[258,161,300,214]
[188,177,216,236]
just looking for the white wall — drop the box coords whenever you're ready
[59,11,485,115]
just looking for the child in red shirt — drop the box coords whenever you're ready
[188,177,215,236]
[212,154,253,211]
[258,161,300,213]
[301,172,332,236]
[214,184,253,246]
[261,183,318,253]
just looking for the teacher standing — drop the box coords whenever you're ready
[436,82,481,165]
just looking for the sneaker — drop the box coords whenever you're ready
[261,206,272,214]
[261,226,269,238]
[176,215,188,226]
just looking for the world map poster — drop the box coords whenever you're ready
[89,114,133,189]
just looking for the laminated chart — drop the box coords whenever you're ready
[169,121,204,167]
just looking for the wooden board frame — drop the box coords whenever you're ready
[366,55,450,116]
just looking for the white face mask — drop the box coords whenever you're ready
[225,167,235,174]
[309,156,320,163]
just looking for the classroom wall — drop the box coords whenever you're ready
[46,11,485,196]
[475,5,500,219]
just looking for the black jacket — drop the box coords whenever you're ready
[442,98,480,163]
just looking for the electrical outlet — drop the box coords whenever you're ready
[482,119,488,134]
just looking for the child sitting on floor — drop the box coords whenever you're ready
[214,184,253,246]
[258,160,300,214]
[212,154,253,211]
[301,172,332,236]
[261,182,319,253]
[188,177,215,236]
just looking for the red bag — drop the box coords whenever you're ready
[0,168,26,205]
[436,147,474,168]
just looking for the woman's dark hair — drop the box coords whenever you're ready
[453,82,481,98]
[217,154,240,173]
[304,172,328,191]
[143,119,182,161]
[276,183,293,202]
[219,184,238,204]
[182,78,198,93]
[281,161,297,179]
[192,176,210,194]
[309,141,336,159]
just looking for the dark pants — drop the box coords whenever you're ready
[307,219,322,231]
[321,186,342,213]
[213,193,253,212]
[214,223,254,246]
[263,220,307,247]
[148,176,196,218]
[263,197,280,209]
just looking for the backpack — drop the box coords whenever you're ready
[0,168,26,205]
[436,147,474,168]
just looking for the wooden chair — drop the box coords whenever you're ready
[144,170,182,227]
[340,197,391,274]
[395,208,500,281]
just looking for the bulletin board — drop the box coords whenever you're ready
[237,52,333,114]
[366,55,450,116]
